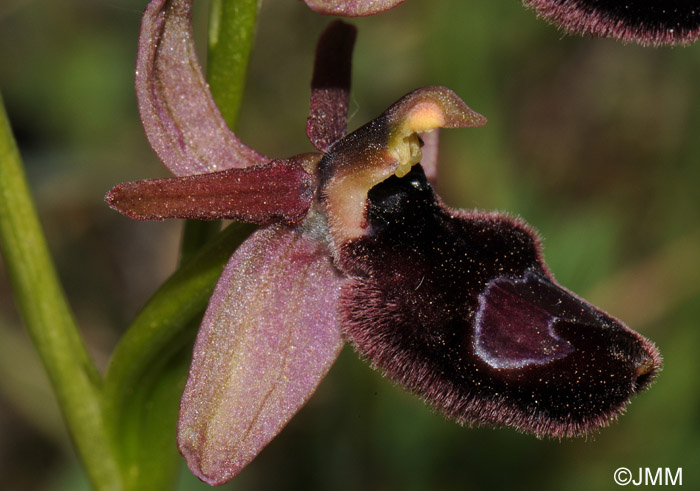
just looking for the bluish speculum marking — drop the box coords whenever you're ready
[474,275,574,369]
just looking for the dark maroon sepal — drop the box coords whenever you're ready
[105,156,317,225]
[525,0,700,46]
[307,21,357,152]
[339,166,661,437]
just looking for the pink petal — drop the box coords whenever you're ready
[304,0,406,17]
[136,0,268,176]
[178,224,345,485]
[105,155,317,225]
[307,21,357,152]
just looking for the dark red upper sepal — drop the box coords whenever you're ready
[307,21,357,152]
[339,166,661,437]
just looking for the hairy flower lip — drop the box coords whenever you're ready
[338,166,661,439]
[304,0,700,46]
[524,0,700,47]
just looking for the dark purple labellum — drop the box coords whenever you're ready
[340,166,661,437]
[525,0,700,46]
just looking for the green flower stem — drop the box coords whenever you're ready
[104,223,255,405]
[179,0,261,262]
[0,93,121,489]
[207,0,261,129]
[179,220,223,265]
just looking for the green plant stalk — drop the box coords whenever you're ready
[179,0,261,264]
[179,219,222,265]
[208,0,261,129]
[0,94,121,489]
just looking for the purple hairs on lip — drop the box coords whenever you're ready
[525,0,700,46]
[341,167,661,438]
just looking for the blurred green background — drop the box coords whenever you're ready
[1,0,699,489]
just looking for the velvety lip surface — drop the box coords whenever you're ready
[524,0,700,46]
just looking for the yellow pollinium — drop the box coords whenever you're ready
[320,97,460,243]
[394,133,422,178]
[390,102,445,178]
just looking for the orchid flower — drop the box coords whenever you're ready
[523,0,700,46]
[106,0,662,485]
[302,0,700,47]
